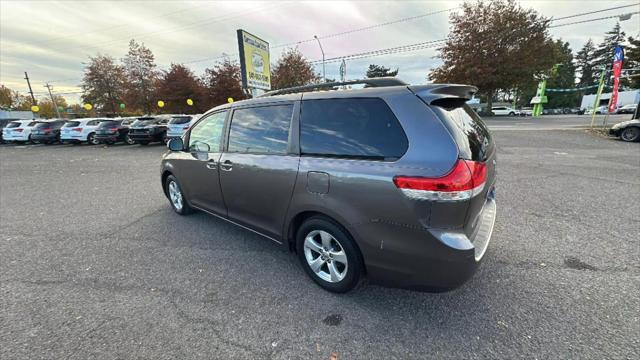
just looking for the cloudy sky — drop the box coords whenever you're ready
[1,0,639,104]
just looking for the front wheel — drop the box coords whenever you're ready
[296,216,363,293]
[125,135,136,145]
[620,127,640,142]
[165,175,193,215]
[508,112,515,116]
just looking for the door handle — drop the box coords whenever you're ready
[220,160,233,171]
[205,160,217,169]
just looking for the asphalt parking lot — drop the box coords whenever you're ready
[1,126,639,359]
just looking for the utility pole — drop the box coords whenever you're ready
[44,83,62,118]
[24,72,37,105]
[314,35,326,82]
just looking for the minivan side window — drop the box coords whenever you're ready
[188,111,227,152]
[300,98,408,160]
[227,105,292,154]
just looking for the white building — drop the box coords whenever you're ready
[580,90,639,110]
[0,110,37,120]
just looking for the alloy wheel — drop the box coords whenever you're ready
[303,230,348,283]
[168,180,183,211]
[621,127,639,142]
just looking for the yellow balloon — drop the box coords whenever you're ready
[157,100,165,108]
[227,97,234,103]
[31,105,40,112]
[84,103,93,111]
[186,99,194,106]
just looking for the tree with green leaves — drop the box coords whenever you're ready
[81,54,126,114]
[592,22,626,70]
[122,39,158,114]
[545,40,578,108]
[203,60,247,107]
[626,36,640,89]
[429,0,556,111]
[365,64,398,78]
[270,48,319,90]
[575,39,598,95]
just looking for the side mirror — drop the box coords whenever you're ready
[167,137,184,151]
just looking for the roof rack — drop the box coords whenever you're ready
[259,77,407,97]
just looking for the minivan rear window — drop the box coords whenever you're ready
[431,102,492,161]
[300,98,408,160]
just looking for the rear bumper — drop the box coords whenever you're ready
[31,134,58,142]
[355,196,496,291]
[2,134,30,141]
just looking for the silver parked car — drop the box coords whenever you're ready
[160,78,497,293]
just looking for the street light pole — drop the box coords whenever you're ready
[314,35,325,82]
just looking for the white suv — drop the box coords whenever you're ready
[2,120,37,143]
[60,118,106,144]
[166,114,200,141]
[491,106,519,116]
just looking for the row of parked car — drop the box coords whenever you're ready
[0,114,201,145]
[486,104,637,117]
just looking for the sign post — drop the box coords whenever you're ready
[237,29,271,97]
[589,68,607,129]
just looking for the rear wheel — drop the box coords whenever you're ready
[620,127,640,142]
[87,133,99,145]
[166,175,193,215]
[296,216,363,293]
[508,111,515,116]
[125,135,136,145]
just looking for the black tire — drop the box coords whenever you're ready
[87,133,99,145]
[620,127,640,142]
[508,112,515,116]
[165,175,193,215]
[125,135,136,145]
[296,216,364,293]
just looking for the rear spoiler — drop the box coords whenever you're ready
[408,84,478,105]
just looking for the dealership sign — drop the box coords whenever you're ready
[237,29,271,90]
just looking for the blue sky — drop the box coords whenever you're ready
[1,0,639,104]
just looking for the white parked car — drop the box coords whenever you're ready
[59,118,106,145]
[491,106,519,116]
[2,120,37,143]
[166,114,200,141]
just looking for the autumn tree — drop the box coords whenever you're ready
[81,54,126,114]
[122,39,158,114]
[365,64,399,78]
[575,39,598,95]
[36,95,67,119]
[0,85,13,108]
[429,0,556,110]
[203,60,247,107]
[270,48,319,90]
[156,64,206,113]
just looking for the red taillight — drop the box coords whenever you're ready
[14,128,24,132]
[393,159,487,201]
[109,128,118,133]
[43,128,52,133]
[72,128,82,132]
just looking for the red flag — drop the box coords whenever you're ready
[608,46,624,114]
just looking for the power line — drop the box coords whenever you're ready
[550,3,639,21]
[550,11,640,28]
[309,39,447,64]
[272,7,457,49]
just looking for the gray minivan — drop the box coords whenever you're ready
[161,78,497,293]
